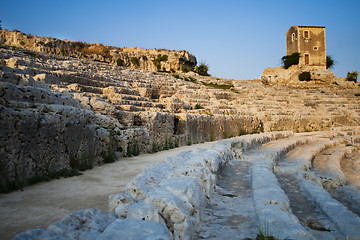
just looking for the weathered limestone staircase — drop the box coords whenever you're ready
[13,129,360,240]
[196,129,360,240]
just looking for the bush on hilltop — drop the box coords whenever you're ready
[281,52,300,69]
[347,71,359,83]
[326,56,335,69]
[194,61,209,76]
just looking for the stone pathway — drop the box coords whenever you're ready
[0,142,214,240]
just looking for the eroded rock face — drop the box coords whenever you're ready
[0,29,197,72]
[0,45,262,192]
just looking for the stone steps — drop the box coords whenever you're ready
[2,46,359,128]
[313,144,349,189]
[198,130,360,239]
[12,130,360,240]
[245,136,317,240]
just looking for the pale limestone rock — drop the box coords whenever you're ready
[124,162,173,200]
[98,219,172,240]
[13,229,67,240]
[47,208,117,240]
[144,188,194,240]
[108,193,134,213]
[121,202,166,225]
[33,73,60,84]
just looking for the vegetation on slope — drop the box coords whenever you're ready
[194,61,209,76]
[347,71,358,83]
[281,52,300,69]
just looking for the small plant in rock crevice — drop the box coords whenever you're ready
[201,81,234,90]
[131,57,140,67]
[151,141,161,153]
[36,41,45,47]
[183,76,197,83]
[238,128,248,136]
[126,141,140,157]
[255,222,278,240]
[195,104,204,109]
[187,137,192,146]
[172,74,181,79]
[163,136,174,150]
[101,145,116,163]
[116,58,124,66]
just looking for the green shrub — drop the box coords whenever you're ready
[355,93,360,96]
[189,77,197,83]
[326,56,335,69]
[151,142,161,153]
[181,66,190,73]
[346,71,359,83]
[281,52,300,69]
[69,153,92,171]
[101,146,116,163]
[60,48,66,56]
[222,131,233,139]
[201,81,234,90]
[174,138,179,148]
[19,41,25,46]
[131,57,140,66]
[152,54,168,71]
[163,136,174,150]
[183,76,198,83]
[126,141,140,157]
[156,64,161,71]
[159,54,168,61]
[238,128,248,136]
[187,137,192,146]
[117,58,124,66]
[194,61,209,76]
[142,55,148,61]
[36,41,45,47]
[195,104,204,109]
[298,71,311,81]
[172,74,182,79]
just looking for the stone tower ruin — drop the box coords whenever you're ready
[286,26,326,69]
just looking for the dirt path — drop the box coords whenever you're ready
[0,142,214,240]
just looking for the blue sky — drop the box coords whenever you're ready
[1,0,359,79]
